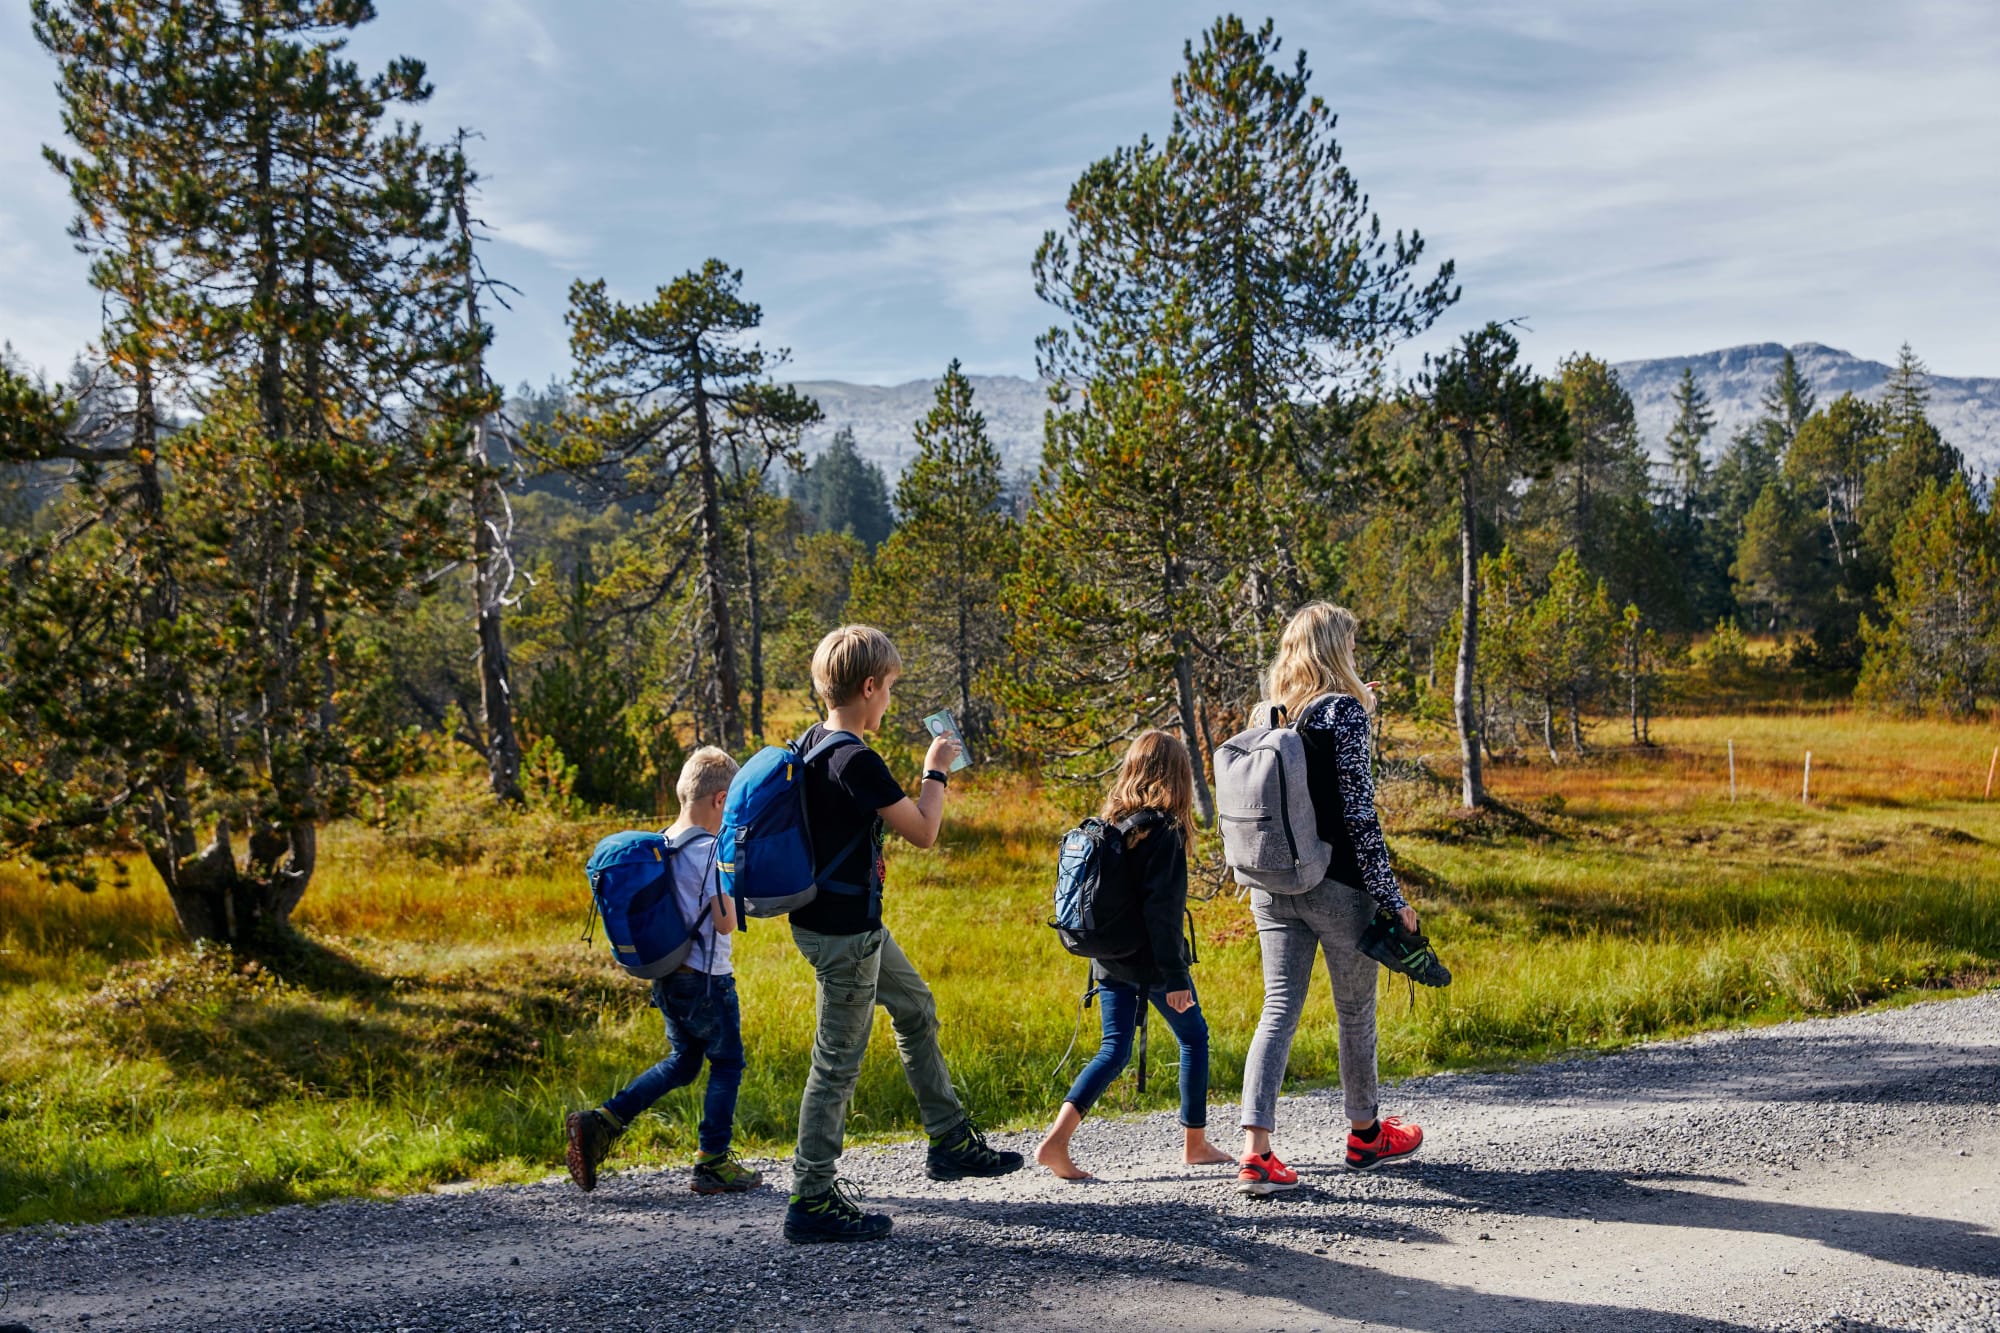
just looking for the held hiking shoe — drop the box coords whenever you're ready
[1236,1151,1300,1197]
[927,1114,1026,1181]
[784,1181,892,1244]
[692,1152,763,1195]
[564,1108,617,1192]
[1356,911,1452,987]
[1345,1116,1423,1171]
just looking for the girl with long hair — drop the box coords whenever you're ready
[1035,731,1235,1180]
[1235,603,1426,1195]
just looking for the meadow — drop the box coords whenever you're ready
[3,710,1998,1227]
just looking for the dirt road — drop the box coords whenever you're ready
[6,991,1996,1332]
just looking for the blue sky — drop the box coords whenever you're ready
[2,1,1996,387]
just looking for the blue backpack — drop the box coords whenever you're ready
[717,729,872,919]
[1048,813,1158,960]
[584,827,714,978]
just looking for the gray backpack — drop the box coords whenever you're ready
[1212,696,1335,894]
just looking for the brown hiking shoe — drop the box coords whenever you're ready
[564,1109,615,1192]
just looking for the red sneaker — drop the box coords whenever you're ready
[1345,1116,1422,1171]
[1236,1151,1300,1196]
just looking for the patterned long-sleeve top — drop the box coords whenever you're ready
[1296,693,1407,914]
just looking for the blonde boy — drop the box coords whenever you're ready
[783,626,1023,1245]
[565,747,761,1196]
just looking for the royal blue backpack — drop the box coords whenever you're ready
[1048,812,1159,960]
[584,827,713,978]
[717,729,872,919]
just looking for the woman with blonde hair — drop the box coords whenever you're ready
[1035,730,1235,1180]
[1235,603,1426,1196]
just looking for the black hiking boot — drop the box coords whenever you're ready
[1357,911,1452,988]
[927,1114,1025,1181]
[784,1181,892,1244]
[564,1108,617,1192]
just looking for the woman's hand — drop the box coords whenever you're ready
[1398,905,1419,934]
[922,734,962,776]
[1164,989,1195,1013]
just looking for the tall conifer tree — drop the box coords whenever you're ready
[7,0,471,941]
[537,262,818,749]
[850,361,1014,742]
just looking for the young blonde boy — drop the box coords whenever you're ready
[566,747,761,1196]
[783,625,1022,1245]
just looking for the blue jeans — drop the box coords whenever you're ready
[601,972,744,1156]
[1062,979,1210,1129]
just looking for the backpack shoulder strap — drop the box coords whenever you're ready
[801,728,862,766]
[1249,700,1286,730]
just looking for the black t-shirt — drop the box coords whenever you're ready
[788,723,908,936]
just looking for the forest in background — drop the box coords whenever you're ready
[2,5,1996,952]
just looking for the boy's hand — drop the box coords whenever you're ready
[923,734,963,775]
[1164,989,1195,1013]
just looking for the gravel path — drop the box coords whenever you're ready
[5,992,1996,1333]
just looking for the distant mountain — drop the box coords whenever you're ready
[1613,342,2000,473]
[792,376,1053,485]
[793,343,2000,483]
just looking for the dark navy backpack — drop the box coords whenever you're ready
[717,729,872,919]
[584,827,713,978]
[1048,812,1159,960]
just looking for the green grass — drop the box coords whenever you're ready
[4,710,1998,1227]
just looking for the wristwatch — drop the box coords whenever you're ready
[923,768,949,787]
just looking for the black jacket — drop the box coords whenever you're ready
[1295,694,1407,913]
[1091,814,1193,991]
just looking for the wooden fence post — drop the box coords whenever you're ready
[1728,739,1737,803]
[1803,750,1812,806]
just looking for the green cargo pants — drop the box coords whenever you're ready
[789,924,963,1198]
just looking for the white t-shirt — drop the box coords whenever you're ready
[668,826,731,976]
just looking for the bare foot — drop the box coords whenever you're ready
[1035,1137,1093,1181]
[1183,1137,1236,1166]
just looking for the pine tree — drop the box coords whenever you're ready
[1860,344,1962,566]
[1407,324,1568,807]
[1023,15,1454,798]
[1732,479,1831,633]
[1784,393,1885,576]
[1662,367,1714,517]
[793,427,893,550]
[849,361,1014,743]
[6,1,471,942]
[1858,476,2000,715]
[1001,356,1236,821]
[535,262,819,749]
[1714,349,1816,543]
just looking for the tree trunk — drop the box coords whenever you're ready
[1628,632,1641,745]
[1542,696,1558,764]
[153,819,312,947]
[1173,644,1216,826]
[1567,685,1585,755]
[1453,437,1486,808]
[452,165,524,804]
[688,358,744,748]
[744,523,766,744]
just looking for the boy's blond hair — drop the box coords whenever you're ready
[675,746,739,809]
[810,624,903,708]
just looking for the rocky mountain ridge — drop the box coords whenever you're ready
[793,343,1999,481]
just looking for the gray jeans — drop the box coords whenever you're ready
[790,924,963,1197]
[1239,878,1379,1130]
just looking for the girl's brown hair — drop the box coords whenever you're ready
[1100,730,1196,843]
